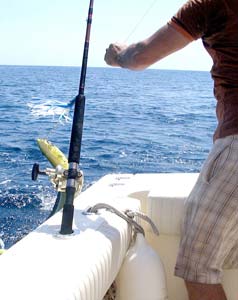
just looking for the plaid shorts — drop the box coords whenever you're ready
[175,135,238,284]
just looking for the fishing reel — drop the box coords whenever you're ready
[32,163,84,196]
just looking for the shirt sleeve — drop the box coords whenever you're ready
[168,0,210,41]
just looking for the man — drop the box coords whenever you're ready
[104,0,238,299]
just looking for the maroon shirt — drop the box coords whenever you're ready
[169,0,238,140]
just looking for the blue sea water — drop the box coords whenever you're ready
[0,65,216,249]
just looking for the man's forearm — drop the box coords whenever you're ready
[105,24,192,70]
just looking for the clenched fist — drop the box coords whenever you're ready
[104,43,128,67]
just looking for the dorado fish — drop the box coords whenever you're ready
[37,138,68,169]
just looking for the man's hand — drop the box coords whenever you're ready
[104,43,128,67]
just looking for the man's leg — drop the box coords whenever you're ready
[185,281,227,300]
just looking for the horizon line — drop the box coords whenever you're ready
[0,64,210,73]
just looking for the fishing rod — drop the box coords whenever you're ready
[60,0,94,234]
[59,0,158,234]
[32,0,157,233]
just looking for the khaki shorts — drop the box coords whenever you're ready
[175,135,238,284]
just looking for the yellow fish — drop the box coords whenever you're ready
[37,139,68,170]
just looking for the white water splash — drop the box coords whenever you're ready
[28,98,75,124]
[34,184,56,211]
[0,179,11,185]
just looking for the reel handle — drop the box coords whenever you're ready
[31,163,47,181]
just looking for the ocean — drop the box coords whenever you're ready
[0,65,216,249]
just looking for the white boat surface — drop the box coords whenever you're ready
[0,173,237,300]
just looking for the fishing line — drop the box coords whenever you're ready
[124,0,158,43]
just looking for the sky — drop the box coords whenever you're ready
[0,0,213,71]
